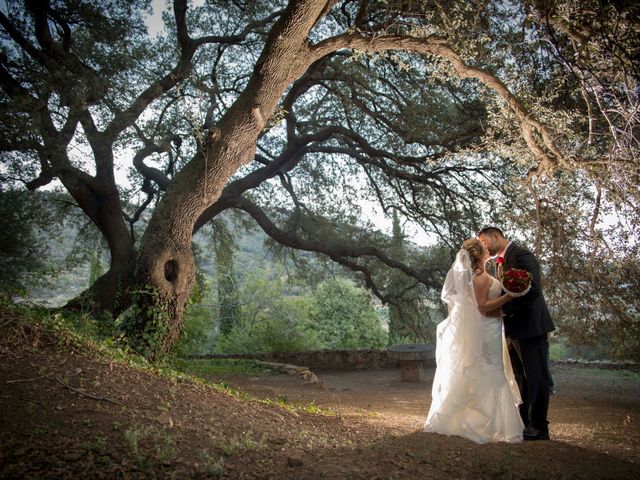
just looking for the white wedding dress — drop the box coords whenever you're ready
[424,250,524,444]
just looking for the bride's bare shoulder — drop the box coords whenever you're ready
[472,271,491,288]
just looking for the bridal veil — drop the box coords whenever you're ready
[426,249,483,418]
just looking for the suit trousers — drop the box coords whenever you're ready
[508,335,551,431]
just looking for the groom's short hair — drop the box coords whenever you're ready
[478,226,505,238]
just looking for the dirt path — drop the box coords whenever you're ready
[216,367,431,433]
[213,362,640,466]
[1,316,639,479]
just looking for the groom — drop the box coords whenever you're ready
[478,227,555,441]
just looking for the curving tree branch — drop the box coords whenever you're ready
[131,140,173,192]
[194,10,284,47]
[310,33,569,173]
[231,195,436,288]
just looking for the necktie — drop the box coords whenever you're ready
[497,256,504,280]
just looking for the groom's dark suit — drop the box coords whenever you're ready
[501,242,555,433]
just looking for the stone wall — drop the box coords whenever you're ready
[190,349,401,370]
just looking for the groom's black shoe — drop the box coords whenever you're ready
[523,426,549,441]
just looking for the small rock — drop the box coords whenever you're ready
[287,456,303,467]
[63,452,81,462]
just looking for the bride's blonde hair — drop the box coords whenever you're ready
[462,238,485,274]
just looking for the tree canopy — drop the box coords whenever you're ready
[1,0,638,357]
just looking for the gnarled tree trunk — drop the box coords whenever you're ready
[123,0,334,356]
[63,248,136,317]
[58,153,137,317]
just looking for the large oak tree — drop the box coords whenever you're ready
[1,0,637,356]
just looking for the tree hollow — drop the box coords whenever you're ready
[164,259,179,283]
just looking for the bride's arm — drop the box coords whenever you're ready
[473,274,511,315]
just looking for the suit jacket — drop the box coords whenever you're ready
[501,243,555,339]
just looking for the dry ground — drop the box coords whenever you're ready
[1,313,638,479]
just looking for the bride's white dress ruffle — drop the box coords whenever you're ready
[424,274,524,443]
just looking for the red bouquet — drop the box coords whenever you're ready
[501,268,532,297]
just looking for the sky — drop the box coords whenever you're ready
[145,0,170,36]
[145,0,204,36]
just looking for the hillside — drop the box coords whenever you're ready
[1,307,638,479]
[27,213,301,307]
[25,208,370,308]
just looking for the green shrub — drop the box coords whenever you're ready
[172,302,214,356]
[309,278,387,349]
[215,301,320,354]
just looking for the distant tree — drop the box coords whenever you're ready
[211,219,240,336]
[172,241,213,356]
[88,249,104,287]
[175,291,213,357]
[310,278,387,349]
[215,270,319,353]
[0,190,58,298]
[387,210,417,341]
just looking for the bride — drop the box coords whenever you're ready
[424,239,524,443]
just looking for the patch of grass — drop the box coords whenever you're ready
[124,424,149,466]
[215,430,267,457]
[32,426,48,435]
[179,358,279,377]
[155,433,178,463]
[299,400,329,415]
[577,367,640,383]
[25,402,37,415]
[619,370,640,382]
[291,428,338,448]
[197,450,225,477]
[123,423,178,469]
[80,436,107,454]
[204,379,336,416]
[259,397,336,416]
[210,380,253,400]
[549,340,568,361]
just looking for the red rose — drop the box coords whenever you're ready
[496,256,505,265]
